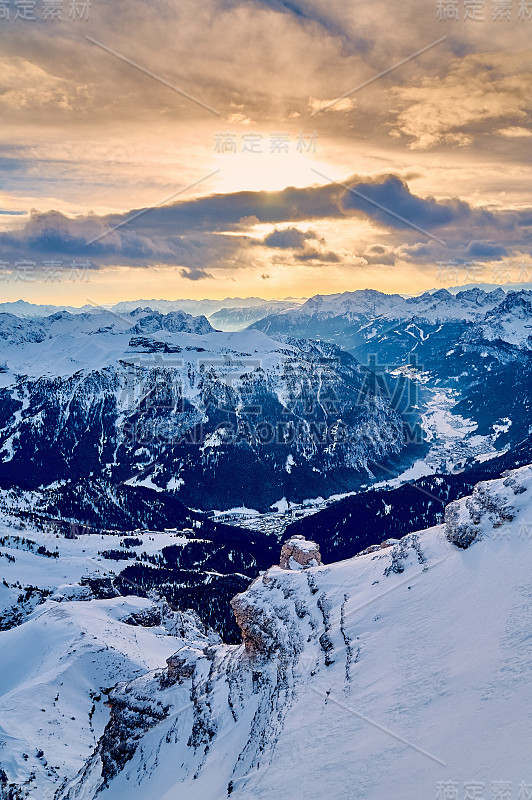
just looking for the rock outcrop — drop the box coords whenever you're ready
[165,646,203,684]
[445,468,529,548]
[279,535,322,570]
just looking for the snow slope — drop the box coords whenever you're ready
[0,514,188,614]
[0,596,186,800]
[251,288,532,358]
[0,509,231,800]
[475,291,532,349]
[56,465,532,800]
[208,302,300,332]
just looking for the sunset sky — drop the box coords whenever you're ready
[0,0,531,304]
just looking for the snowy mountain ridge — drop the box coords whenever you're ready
[253,287,513,327]
[208,301,301,332]
[0,307,215,354]
[474,290,532,349]
[0,298,302,322]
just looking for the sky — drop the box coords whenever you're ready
[0,0,531,304]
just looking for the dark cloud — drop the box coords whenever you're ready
[400,239,511,266]
[465,241,508,260]
[180,267,214,281]
[341,175,476,230]
[116,183,341,233]
[0,210,255,268]
[363,244,397,266]
[261,225,342,263]
[0,174,530,271]
[262,227,321,248]
[295,249,340,263]
[117,174,524,240]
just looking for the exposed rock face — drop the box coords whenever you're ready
[70,643,210,791]
[59,563,320,798]
[380,538,401,548]
[99,678,171,786]
[356,538,402,557]
[51,584,92,602]
[279,535,322,571]
[230,536,323,655]
[165,646,203,684]
[445,469,528,548]
[128,336,184,353]
[131,310,214,336]
[357,544,382,556]
[230,585,284,656]
[124,599,222,646]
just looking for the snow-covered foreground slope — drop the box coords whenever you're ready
[55,465,532,800]
[0,492,280,643]
[0,596,191,800]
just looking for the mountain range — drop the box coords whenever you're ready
[0,285,531,799]
[0,298,302,325]
[0,307,409,511]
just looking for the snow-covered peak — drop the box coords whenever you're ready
[0,307,214,345]
[474,290,532,348]
[402,287,511,322]
[283,289,405,320]
[131,310,215,335]
[0,309,228,378]
[0,297,305,320]
[455,287,506,306]
[254,287,516,330]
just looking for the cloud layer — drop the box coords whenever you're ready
[1,173,530,276]
[0,0,530,296]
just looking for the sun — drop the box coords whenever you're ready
[211,145,331,194]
